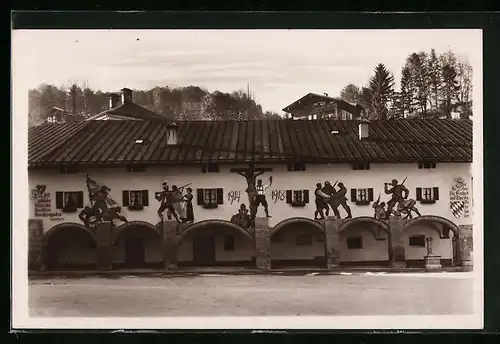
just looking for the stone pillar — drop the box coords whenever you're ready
[324,217,341,269]
[388,216,406,268]
[96,221,113,270]
[28,219,44,271]
[458,224,473,270]
[254,217,271,270]
[162,220,179,270]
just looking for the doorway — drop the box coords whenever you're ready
[192,235,216,265]
[124,237,146,268]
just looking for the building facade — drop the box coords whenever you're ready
[28,118,473,271]
[282,93,365,120]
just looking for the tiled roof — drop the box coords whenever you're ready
[28,119,472,168]
[86,102,167,121]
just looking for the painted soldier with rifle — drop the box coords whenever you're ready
[384,177,409,218]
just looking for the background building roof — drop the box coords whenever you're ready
[28,118,472,168]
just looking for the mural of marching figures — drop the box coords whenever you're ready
[155,180,194,223]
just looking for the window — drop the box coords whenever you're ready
[418,162,437,169]
[409,235,426,247]
[126,165,146,172]
[287,162,306,172]
[340,110,353,120]
[416,187,439,204]
[55,191,84,213]
[197,188,223,208]
[224,235,235,251]
[346,236,363,249]
[123,190,149,210]
[352,161,370,170]
[350,188,374,205]
[201,163,220,173]
[296,233,313,246]
[286,189,310,206]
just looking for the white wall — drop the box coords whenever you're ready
[178,228,254,262]
[270,224,325,260]
[29,162,472,234]
[403,223,453,260]
[339,226,389,262]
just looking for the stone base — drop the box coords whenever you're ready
[461,259,473,271]
[326,262,340,269]
[424,255,443,271]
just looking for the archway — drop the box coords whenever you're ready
[178,220,254,267]
[43,222,97,270]
[339,217,390,267]
[113,221,162,269]
[270,217,326,268]
[403,216,460,267]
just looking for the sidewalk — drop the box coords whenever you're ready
[29,266,470,279]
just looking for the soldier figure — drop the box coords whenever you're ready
[384,179,409,219]
[330,182,353,219]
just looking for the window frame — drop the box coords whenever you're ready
[287,162,307,172]
[409,235,426,247]
[352,161,371,170]
[418,162,437,169]
[56,191,84,213]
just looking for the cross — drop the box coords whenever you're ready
[230,163,273,191]
[231,163,273,223]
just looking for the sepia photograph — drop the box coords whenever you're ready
[12,27,483,329]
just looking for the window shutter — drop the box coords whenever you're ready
[216,188,224,205]
[55,192,64,209]
[286,190,292,204]
[368,188,374,202]
[416,187,422,201]
[433,187,439,201]
[197,189,204,205]
[122,190,130,207]
[350,189,357,202]
[303,190,309,203]
[287,163,293,171]
[142,190,149,206]
[77,191,84,208]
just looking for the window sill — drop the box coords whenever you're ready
[355,201,371,206]
[128,205,144,211]
[420,200,436,204]
[291,202,307,207]
[203,203,219,209]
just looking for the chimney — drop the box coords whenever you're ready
[358,120,369,140]
[108,93,120,109]
[166,122,179,146]
[121,88,133,104]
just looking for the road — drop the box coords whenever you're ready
[29,272,474,317]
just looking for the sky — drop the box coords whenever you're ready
[12,29,481,114]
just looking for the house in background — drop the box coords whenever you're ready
[28,117,473,272]
[45,107,85,124]
[85,88,167,121]
[282,93,365,120]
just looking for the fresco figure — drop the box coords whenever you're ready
[155,181,181,223]
[384,178,410,219]
[181,187,194,223]
[79,175,127,227]
[230,203,251,229]
[396,198,421,220]
[255,176,273,218]
[231,163,273,225]
[330,182,353,219]
[314,183,331,220]
[372,194,387,220]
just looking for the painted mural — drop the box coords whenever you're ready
[78,175,128,227]
[449,177,470,219]
[155,180,194,223]
[313,181,352,220]
[230,203,252,229]
[231,163,273,223]
[379,178,421,220]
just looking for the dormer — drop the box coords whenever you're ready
[358,120,369,140]
[166,122,179,146]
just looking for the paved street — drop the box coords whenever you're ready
[29,272,474,317]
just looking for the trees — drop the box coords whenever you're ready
[440,63,459,119]
[427,48,441,112]
[405,52,430,116]
[340,84,361,104]
[399,66,414,118]
[368,63,394,120]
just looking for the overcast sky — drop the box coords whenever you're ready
[13,29,481,113]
